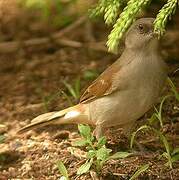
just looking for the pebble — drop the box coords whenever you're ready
[8,167,16,178]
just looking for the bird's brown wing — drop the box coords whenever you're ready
[80,64,120,103]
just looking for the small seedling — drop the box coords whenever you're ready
[73,124,132,175]
[131,125,179,169]
[57,160,69,180]
[130,125,149,149]
[160,146,179,169]
[155,129,179,168]
[130,85,179,168]
[149,95,170,128]
[130,95,170,148]
[129,164,149,180]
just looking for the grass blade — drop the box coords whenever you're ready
[74,77,81,99]
[130,125,150,148]
[77,159,93,175]
[172,148,179,156]
[164,154,179,167]
[157,95,171,128]
[152,128,173,168]
[129,164,149,180]
[72,139,88,147]
[57,160,69,179]
[63,80,77,99]
[108,152,132,160]
[168,77,179,101]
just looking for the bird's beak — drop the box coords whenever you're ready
[150,29,158,38]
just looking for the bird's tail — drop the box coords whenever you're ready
[18,104,91,134]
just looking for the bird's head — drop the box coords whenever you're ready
[125,18,159,51]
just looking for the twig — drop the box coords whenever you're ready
[0,16,113,54]
[56,39,83,48]
[0,16,87,54]
[52,16,87,39]
[0,36,108,54]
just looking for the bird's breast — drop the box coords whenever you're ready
[88,55,167,127]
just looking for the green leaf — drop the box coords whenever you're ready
[161,136,171,155]
[172,147,179,156]
[77,159,93,175]
[96,147,112,161]
[78,124,92,140]
[164,154,179,167]
[97,136,107,148]
[152,128,173,168]
[161,152,169,159]
[148,113,158,125]
[72,139,88,147]
[130,125,150,148]
[59,176,68,180]
[171,154,179,163]
[56,161,69,179]
[159,133,171,156]
[87,150,96,159]
[157,95,171,128]
[129,164,149,180]
[107,152,132,160]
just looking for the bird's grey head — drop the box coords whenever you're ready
[125,18,158,50]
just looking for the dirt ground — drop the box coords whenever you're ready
[0,2,179,180]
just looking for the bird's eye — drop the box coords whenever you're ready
[137,23,150,34]
[138,24,144,31]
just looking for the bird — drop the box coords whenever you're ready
[18,18,167,139]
